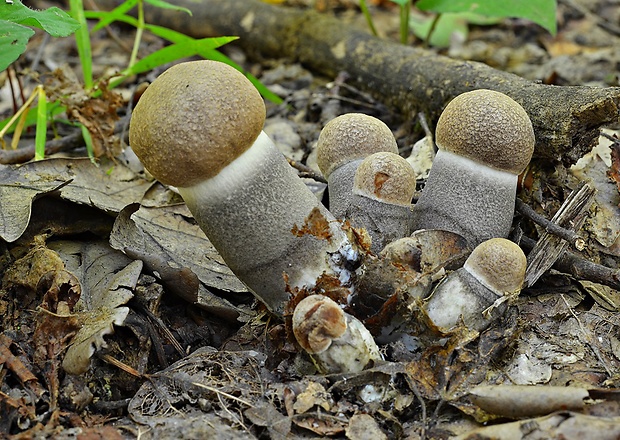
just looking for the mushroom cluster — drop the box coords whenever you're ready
[129,60,535,374]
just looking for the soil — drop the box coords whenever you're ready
[1,0,620,439]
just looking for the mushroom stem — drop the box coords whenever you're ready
[180,131,359,315]
[412,150,517,245]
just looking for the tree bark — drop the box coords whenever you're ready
[136,0,620,166]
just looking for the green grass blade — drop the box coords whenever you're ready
[120,36,238,77]
[90,0,138,32]
[34,87,47,161]
[144,24,282,103]
[68,0,93,88]
[144,0,192,15]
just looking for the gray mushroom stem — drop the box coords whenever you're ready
[179,132,359,315]
[412,150,517,245]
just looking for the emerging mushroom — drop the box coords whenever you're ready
[129,60,359,316]
[348,152,417,253]
[316,113,399,219]
[423,238,527,333]
[292,295,382,374]
[411,89,535,247]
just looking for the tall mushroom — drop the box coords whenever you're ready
[411,89,535,247]
[129,60,360,316]
[316,113,399,219]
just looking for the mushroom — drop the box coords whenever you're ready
[292,294,382,374]
[129,60,360,316]
[348,151,417,253]
[316,113,399,219]
[411,89,535,247]
[422,238,527,333]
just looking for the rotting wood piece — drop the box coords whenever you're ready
[124,0,620,166]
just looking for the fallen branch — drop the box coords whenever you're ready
[130,0,620,166]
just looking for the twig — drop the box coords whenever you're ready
[516,198,586,250]
[523,182,596,288]
[0,114,131,164]
[286,156,327,183]
[520,235,620,290]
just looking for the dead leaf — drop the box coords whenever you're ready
[44,240,141,374]
[0,157,152,242]
[109,204,247,294]
[469,385,589,419]
[293,381,333,413]
[346,413,387,440]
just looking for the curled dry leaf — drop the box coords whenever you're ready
[45,240,142,375]
[469,385,589,419]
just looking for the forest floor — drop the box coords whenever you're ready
[1,0,620,439]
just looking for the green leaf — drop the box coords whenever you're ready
[410,11,500,47]
[0,0,80,37]
[144,24,283,104]
[416,0,557,35]
[0,20,33,71]
[120,36,238,77]
[144,0,192,16]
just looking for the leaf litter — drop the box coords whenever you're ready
[1,0,620,438]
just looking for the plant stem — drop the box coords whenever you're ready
[424,13,442,48]
[69,0,93,89]
[128,0,145,68]
[359,0,378,37]
[399,1,411,44]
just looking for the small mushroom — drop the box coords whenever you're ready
[316,113,399,219]
[293,294,382,374]
[129,61,359,316]
[423,238,527,333]
[348,151,417,253]
[411,89,535,247]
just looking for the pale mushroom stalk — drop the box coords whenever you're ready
[347,151,416,253]
[423,238,527,333]
[411,89,535,247]
[293,294,382,374]
[316,113,399,219]
[129,61,359,316]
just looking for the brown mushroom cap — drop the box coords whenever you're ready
[435,89,535,175]
[129,60,265,187]
[464,238,527,294]
[292,295,347,354]
[316,113,398,178]
[354,152,416,205]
